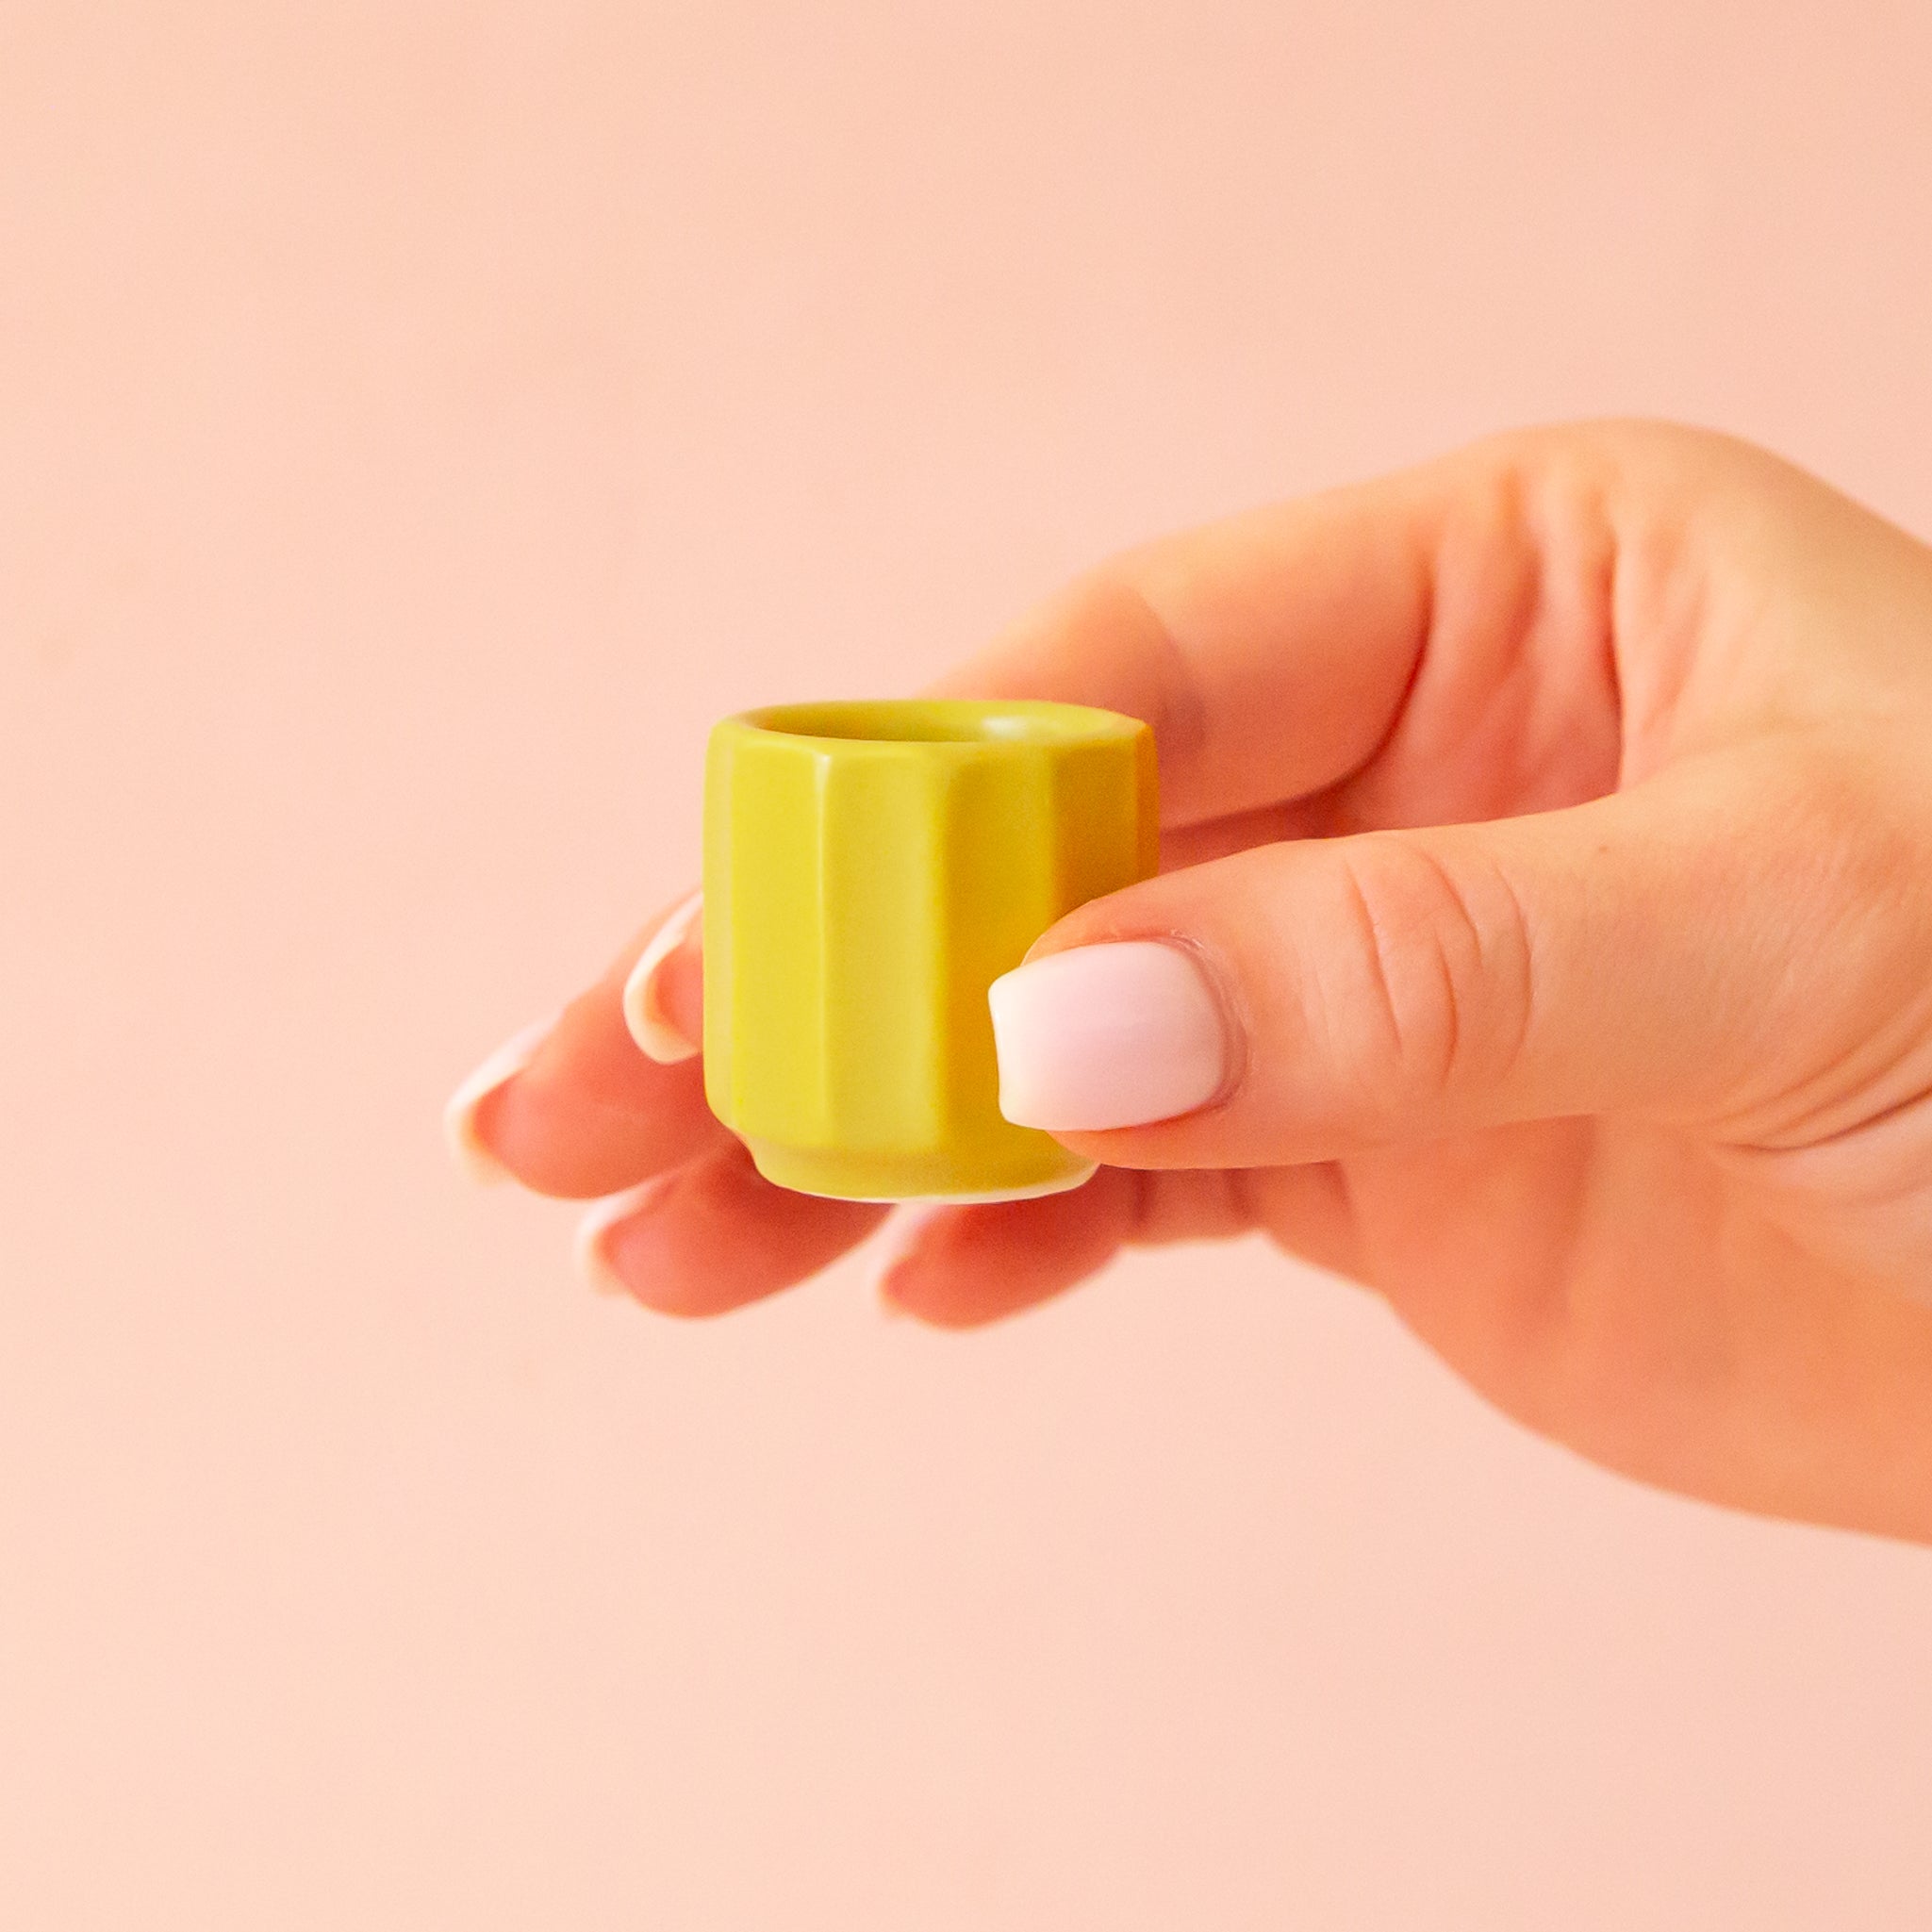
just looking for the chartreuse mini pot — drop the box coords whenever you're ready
[702,700,1158,1202]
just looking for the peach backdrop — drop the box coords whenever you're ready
[6,5,1932,1926]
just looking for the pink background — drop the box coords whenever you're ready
[7,5,1932,1925]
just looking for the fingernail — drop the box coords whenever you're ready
[988,941,1229,1131]
[867,1202,950,1313]
[622,890,702,1064]
[574,1181,670,1297]
[443,1011,562,1185]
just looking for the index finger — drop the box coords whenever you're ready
[930,425,1627,829]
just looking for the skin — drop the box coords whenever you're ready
[467,421,1932,1544]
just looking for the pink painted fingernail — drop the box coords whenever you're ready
[988,941,1229,1131]
[442,1011,562,1185]
[622,890,702,1064]
[574,1180,670,1296]
[866,1202,950,1313]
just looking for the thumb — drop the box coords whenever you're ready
[987,749,1893,1168]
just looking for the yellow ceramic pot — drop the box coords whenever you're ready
[702,699,1158,1201]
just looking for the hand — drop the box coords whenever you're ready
[448,422,1932,1544]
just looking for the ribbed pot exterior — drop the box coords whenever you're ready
[702,700,1157,1201]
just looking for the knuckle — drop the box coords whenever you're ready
[1321,837,1535,1116]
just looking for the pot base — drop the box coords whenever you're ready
[743,1139,1098,1205]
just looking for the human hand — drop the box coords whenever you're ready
[448,422,1932,1544]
